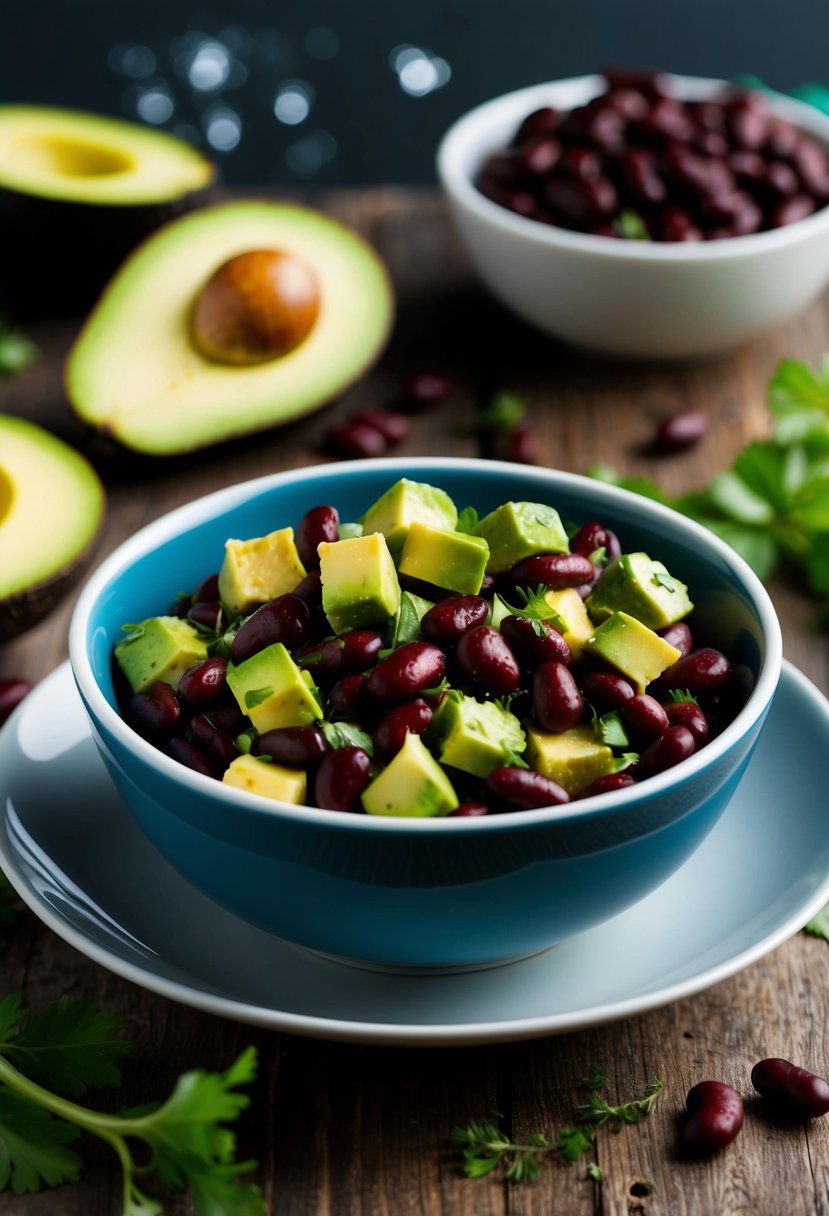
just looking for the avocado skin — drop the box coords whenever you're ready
[0,181,216,317]
[0,545,96,640]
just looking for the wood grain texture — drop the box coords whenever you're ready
[2,187,829,1214]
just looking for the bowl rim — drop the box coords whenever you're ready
[69,455,783,833]
[436,71,829,261]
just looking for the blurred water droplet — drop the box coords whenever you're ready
[391,44,451,97]
[274,81,314,126]
[305,27,340,60]
[108,44,157,79]
[188,40,231,91]
[285,130,336,176]
[204,105,242,151]
[136,86,175,124]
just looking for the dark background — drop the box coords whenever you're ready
[3,0,829,185]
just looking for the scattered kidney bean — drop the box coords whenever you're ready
[581,670,635,710]
[500,614,572,668]
[0,679,32,727]
[373,698,434,760]
[622,693,669,737]
[533,661,583,732]
[127,681,182,739]
[297,629,384,682]
[490,422,540,464]
[654,408,709,453]
[486,765,570,808]
[636,724,696,778]
[660,648,732,694]
[189,714,239,767]
[367,641,446,704]
[751,1058,829,1119]
[351,408,411,445]
[683,1080,744,1150]
[421,595,489,644]
[510,552,595,589]
[570,521,622,562]
[230,594,311,664]
[405,371,451,411]
[659,620,694,657]
[664,699,709,746]
[252,725,331,767]
[296,505,339,569]
[314,747,372,812]
[324,420,389,459]
[455,626,520,696]
[328,673,371,720]
[178,657,229,709]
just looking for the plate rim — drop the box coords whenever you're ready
[1,658,827,1047]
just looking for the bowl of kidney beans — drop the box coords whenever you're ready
[437,69,829,359]
[69,457,781,969]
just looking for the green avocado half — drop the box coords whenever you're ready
[0,414,105,639]
[0,105,215,315]
[65,200,395,456]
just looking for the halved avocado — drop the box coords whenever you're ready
[0,415,105,639]
[0,105,215,315]
[65,200,395,455]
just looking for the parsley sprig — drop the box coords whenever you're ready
[0,320,37,379]
[452,1067,663,1184]
[0,993,262,1214]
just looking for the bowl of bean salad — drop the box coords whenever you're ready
[437,70,829,359]
[69,457,782,970]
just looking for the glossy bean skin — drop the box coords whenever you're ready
[664,700,709,746]
[575,771,636,798]
[178,657,229,709]
[486,766,570,809]
[204,702,247,735]
[324,420,389,459]
[0,679,32,727]
[293,568,322,603]
[636,725,695,778]
[659,620,694,657]
[165,736,218,778]
[328,673,371,720]
[510,552,595,589]
[193,572,220,604]
[405,371,451,411]
[351,408,411,445]
[581,671,634,710]
[751,1058,829,1119]
[570,521,622,562]
[622,693,669,737]
[455,627,520,697]
[314,747,372,812]
[297,630,384,682]
[449,801,491,817]
[660,647,732,694]
[127,682,182,739]
[500,614,572,668]
[187,601,223,631]
[367,642,446,704]
[683,1081,744,1150]
[421,595,489,644]
[230,594,311,664]
[373,699,434,760]
[189,714,239,767]
[252,725,331,768]
[296,505,339,570]
[533,661,583,732]
[655,408,709,452]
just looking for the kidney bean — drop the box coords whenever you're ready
[314,747,372,812]
[351,408,412,446]
[766,117,799,158]
[127,681,182,739]
[328,672,371,720]
[293,568,322,602]
[660,648,732,694]
[421,595,489,644]
[604,66,668,98]
[486,766,570,808]
[178,657,228,709]
[636,725,695,778]
[658,620,694,656]
[664,700,709,746]
[623,147,667,205]
[533,661,583,732]
[187,601,223,631]
[373,698,433,760]
[581,670,635,710]
[751,1058,829,1119]
[513,105,561,144]
[324,420,389,459]
[449,801,491,817]
[574,770,636,798]
[189,713,239,767]
[0,679,32,727]
[683,1080,744,1150]
[792,138,829,197]
[764,161,799,197]
[622,693,669,737]
[771,194,816,227]
[165,736,218,778]
[559,145,601,181]
[296,505,339,569]
[203,702,247,735]
[500,614,571,668]
[455,626,520,697]
[660,205,703,242]
[193,572,220,604]
[230,594,311,664]
[404,371,451,411]
[654,408,709,452]
[570,522,622,563]
[727,92,768,151]
[515,134,561,177]
[544,175,617,228]
[367,641,446,704]
[297,629,384,682]
[490,421,540,464]
[252,725,331,767]
[510,552,595,590]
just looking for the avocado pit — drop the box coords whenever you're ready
[192,248,321,366]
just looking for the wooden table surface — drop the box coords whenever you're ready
[3,187,829,1216]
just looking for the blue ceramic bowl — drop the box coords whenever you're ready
[69,457,782,971]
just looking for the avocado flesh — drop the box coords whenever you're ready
[66,201,395,454]
[0,414,104,638]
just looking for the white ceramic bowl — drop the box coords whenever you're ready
[437,74,829,359]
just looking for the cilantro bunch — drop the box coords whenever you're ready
[0,993,263,1214]
[590,355,829,614]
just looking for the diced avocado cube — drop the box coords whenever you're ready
[361,478,458,555]
[227,642,323,732]
[473,501,569,574]
[426,692,526,778]
[222,754,307,804]
[398,522,489,595]
[218,527,306,618]
[587,552,693,629]
[318,532,401,634]
[361,732,458,817]
[544,588,594,658]
[526,725,616,795]
[114,616,208,693]
[586,611,681,693]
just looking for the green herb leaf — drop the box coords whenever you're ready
[321,721,374,755]
[392,592,425,647]
[768,356,829,446]
[576,1077,665,1131]
[586,1162,603,1182]
[652,570,678,593]
[477,392,527,433]
[0,322,37,379]
[119,623,145,643]
[593,710,629,750]
[505,587,567,630]
[0,1088,82,1193]
[244,687,273,710]
[555,1124,594,1163]
[613,209,650,240]
[2,996,132,1097]
[669,688,699,705]
[583,1065,609,1090]
[804,902,829,942]
[456,506,480,534]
